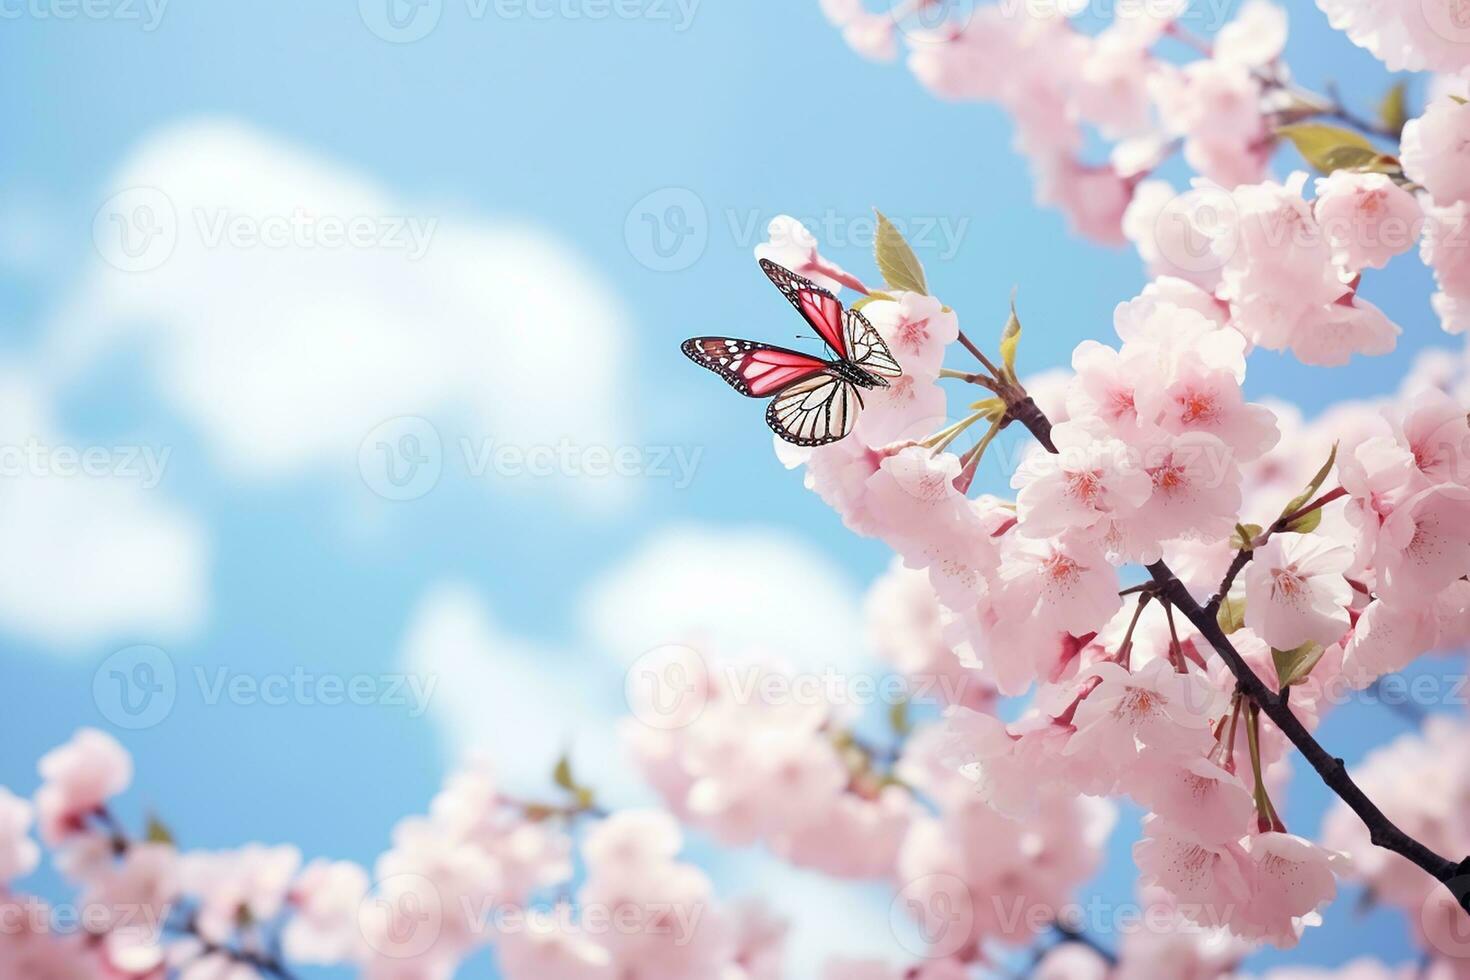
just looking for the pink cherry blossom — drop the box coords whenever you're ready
[1373,483,1470,599]
[1340,599,1440,686]
[1127,756,1256,846]
[1403,100,1470,207]
[1243,534,1353,649]
[1133,816,1252,917]
[34,728,133,845]
[0,787,40,883]
[753,215,855,293]
[283,859,370,964]
[1313,171,1422,273]
[993,534,1124,637]
[1420,202,1470,335]
[1068,659,1225,767]
[1232,832,1345,947]
[860,291,959,380]
[1012,421,1153,538]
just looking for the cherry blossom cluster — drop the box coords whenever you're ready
[760,198,1470,962]
[0,729,804,980]
[822,0,1470,349]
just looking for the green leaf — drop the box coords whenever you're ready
[1272,642,1326,688]
[1379,81,1409,136]
[144,813,175,846]
[1279,442,1338,531]
[1217,594,1246,635]
[889,698,912,737]
[873,209,928,295]
[999,297,1021,382]
[968,396,1007,421]
[850,290,896,312]
[1231,524,1262,551]
[1276,123,1378,174]
[1286,507,1325,535]
[553,753,576,792]
[1358,153,1404,176]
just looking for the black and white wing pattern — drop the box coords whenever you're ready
[843,307,903,380]
[764,372,861,447]
[758,259,849,359]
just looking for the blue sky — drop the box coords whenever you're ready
[0,0,1459,975]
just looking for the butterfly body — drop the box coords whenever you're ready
[682,260,903,447]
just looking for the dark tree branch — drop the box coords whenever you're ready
[997,386,1470,914]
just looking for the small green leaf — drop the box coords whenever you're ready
[850,290,896,312]
[1279,442,1338,531]
[1231,524,1262,550]
[1358,153,1404,176]
[1452,95,1468,105]
[999,297,1021,382]
[144,813,175,846]
[873,209,928,295]
[1285,507,1325,535]
[968,396,1007,421]
[1217,594,1246,635]
[1272,642,1326,688]
[889,698,912,737]
[1379,80,1409,136]
[1276,123,1378,174]
[553,753,576,792]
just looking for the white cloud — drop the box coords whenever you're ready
[48,119,631,505]
[578,523,873,673]
[400,582,650,807]
[0,373,206,651]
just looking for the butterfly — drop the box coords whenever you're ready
[682,259,903,446]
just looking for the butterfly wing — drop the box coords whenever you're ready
[759,259,849,359]
[843,307,903,380]
[681,337,831,397]
[765,372,861,447]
